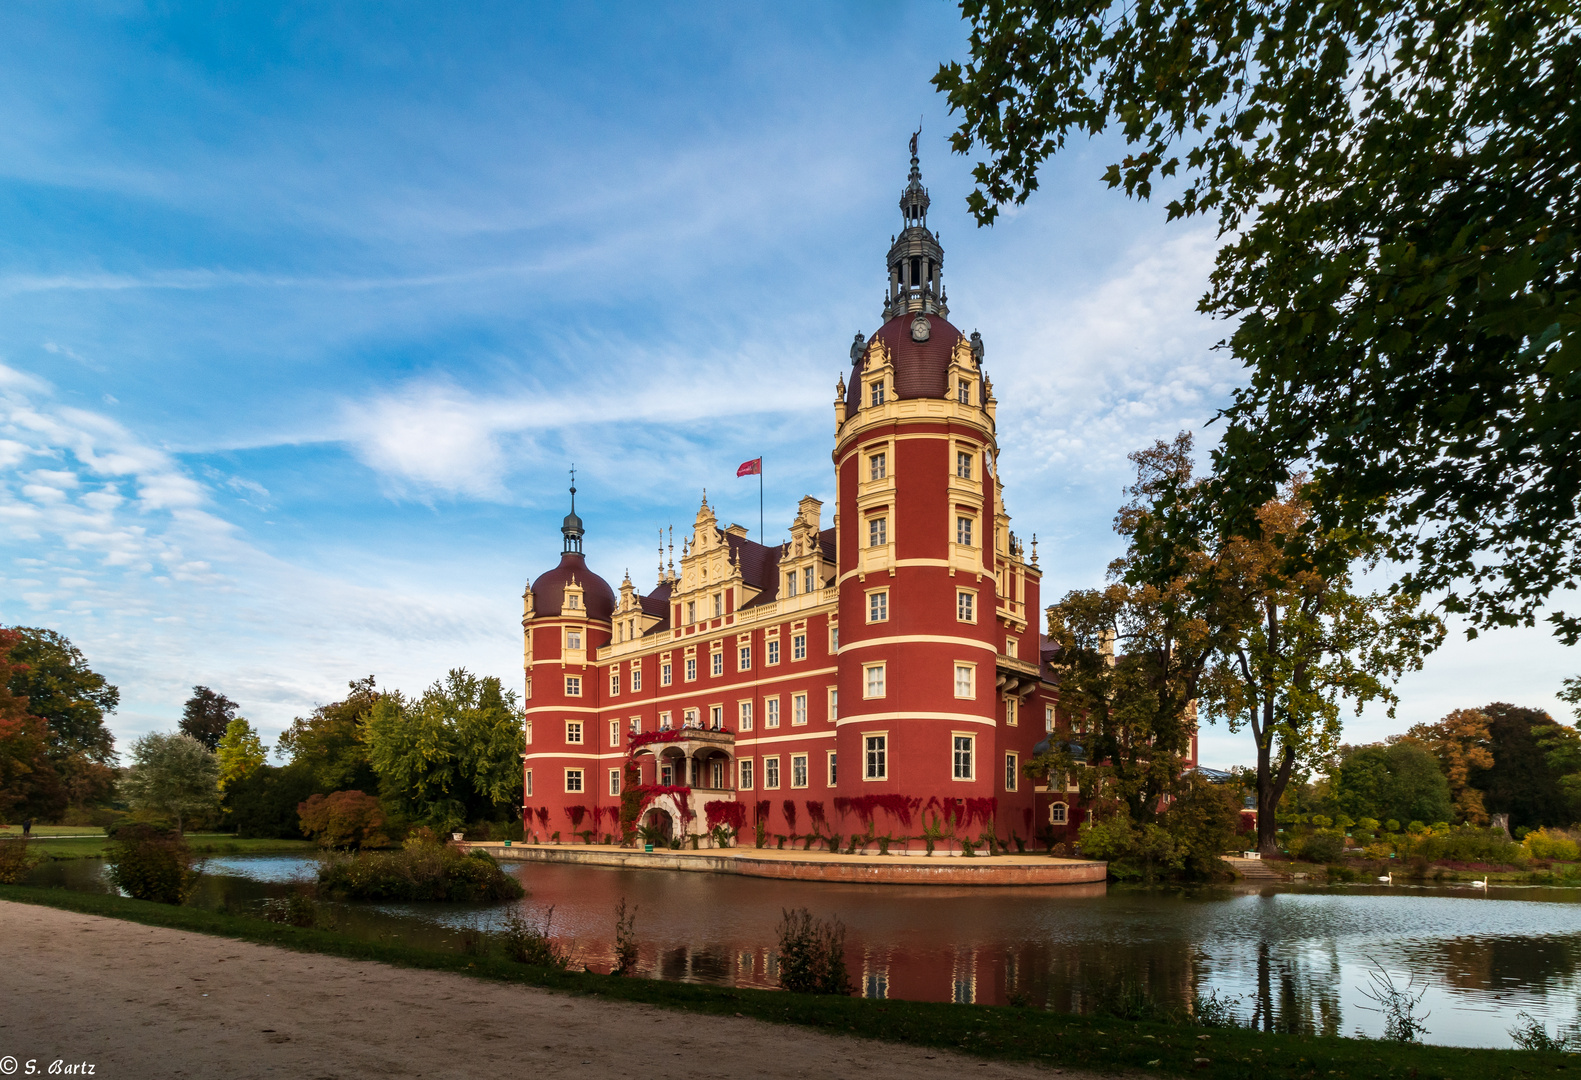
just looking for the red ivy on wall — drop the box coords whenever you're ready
[782,800,798,832]
[834,794,920,829]
[705,801,747,832]
[805,800,827,828]
[634,784,695,825]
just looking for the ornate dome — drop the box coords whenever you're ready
[845,311,967,412]
[530,552,616,622]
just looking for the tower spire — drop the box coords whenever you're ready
[561,465,584,553]
[885,131,946,320]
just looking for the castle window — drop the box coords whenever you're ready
[764,756,781,789]
[792,634,807,661]
[957,450,972,478]
[958,380,970,405]
[711,705,723,729]
[828,687,838,721]
[956,516,974,546]
[1006,697,1018,726]
[630,717,642,735]
[1050,802,1068,825]
[957,590,975,622]
[739,701,753,731]
[738,645,751,670]
[766,697,780,728]
[631,667,642,692]
[525,677,532,699]
[1006,636,1018,659]
[609,769,621,796]
[525,720,532,745]
[868,591,888,623]
[792,692,808,726]
[953,735,975,780]
[954,664,975,699]
[910,256,921,286]
[565,768,583,794]
[739,759,754,789]
[864,735,887,780]
[566,676,582,697]
[684,708,699,727]
[767,640,780,665]
[804,566,814,593]
[610,670,620,695]
[687,601,696,624]
[567,594,580,609]
[713,593,723,618]
[609,720,620,746]
[685,657,697,681]
[870,381,885,407]
[1045,704,1056,732]
[566,721,583,744]
[661,762,674,785]
[791,753,809,789]
[659,711,671,730]
[830,625,839,652]
[869,517,887,546]
[785,571,798,597]
[869,452,886,480]
[827,751,837,786]
[660,662,672,686]
[566,629,581,649]
[525,769,533,798]
[864,664,886,699]
[711,651,724,676]
[1005,752,1019,792]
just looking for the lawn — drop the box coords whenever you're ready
[0,883,1573,1080]
[13,833,317,861]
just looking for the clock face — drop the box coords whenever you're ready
[910,314,931,342]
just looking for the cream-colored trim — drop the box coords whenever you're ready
[837,558,952,585]
[762,753,782,790]
[862,661,887,699]
[954,660,977,699]
[524,751,629,761]
[524,705,601,716]
[840,634,994,654]
[860,729,890,781]
[789,751,810,789]
[836,711,995,727]
[951,729,977,782]
[735,729,836,746]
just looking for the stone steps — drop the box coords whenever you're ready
[1225,856,1285,881]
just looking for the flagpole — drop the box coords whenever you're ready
[759,456,764,551]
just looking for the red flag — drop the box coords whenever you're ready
[736,457,762,477]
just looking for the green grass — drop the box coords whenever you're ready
[0,824,107,837]
[0,884,1572,1079]
[18,834,317,861]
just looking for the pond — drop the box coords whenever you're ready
[27,855,1581,1049]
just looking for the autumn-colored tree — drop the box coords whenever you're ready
[0,628,67,823]
[1201,487,1443,855]
[180,687,238,751]
[1403,710,1495,824]
[3,627,119,809]
[297,790,388,849]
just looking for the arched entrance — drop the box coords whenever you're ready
[641,807,675,845]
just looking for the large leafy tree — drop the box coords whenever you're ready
[361,669,523,833]
[1333,742,1454,826]
[0,628,66,822]
[119,732,220,834]
[215,718,269,793]
[1469,702,1574,830]
[275,676,380,792]
[181,687,238,751]
[5,628,119,764]
[936,0,1581,640]
[1402,709,1495,824]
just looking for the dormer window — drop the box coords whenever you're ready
[786,572,798,597]
[567,594,580,609]
[566,630,581,649]
[687,600,696,624]
[958,380,970,405]
[869,452,886,480]
[870,382,885,407]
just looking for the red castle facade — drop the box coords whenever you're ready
[521,145,1189,852]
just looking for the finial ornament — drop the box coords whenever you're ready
[850,332,866,362]
[560,464,585,554]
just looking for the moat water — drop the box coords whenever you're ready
[28,855,1581,1049]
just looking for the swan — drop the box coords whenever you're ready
[1378,871,1393,884]
[1470,878,1488,889]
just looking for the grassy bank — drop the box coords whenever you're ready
[0,884,1571,1079]
[18,834,316,861]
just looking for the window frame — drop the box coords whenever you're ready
[1005,751,1019,792]
[685,657,697,681]
[790,753,809,789]
[957,449,972,478]
[631,666,642,692]
[764,755,781,790]
[869,451,887,480]
[767,639,780,665]
[608,719,620,747]
[956,590,976,623]
[868,589,889,623]
[868,515,888,547]
[565,675,582,697]
[739,758,754,790]
[565,720,584,745]
[738,645,752,671]
[864,663,886,699]
[792,692,808,726]
[609,768,622,796]
[953,663,975,700]
[952,733,975,781]
[863,734,888,780]
[564,768,584,794]
[766,696,781,728]
[792,633,807,661]
[956,515,974,546]
[738,700,754,731]
[827,750,838,787]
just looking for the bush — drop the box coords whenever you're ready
[1399,826,1527,865]
[0,838,41,884]
[499,907,567,968]
[223,763,318,838]
[317,836,525,902]
[1297,830,1346,864]
[1524,827,1581,862]
[776,907,852,996]
[298,790,388,849]
[104,823,201,904]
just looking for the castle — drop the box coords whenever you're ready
[520,141,1137,852]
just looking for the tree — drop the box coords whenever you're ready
[5,628,118,764]
[1036,438,1217,824]
[0,628,66,822]
[1334,743,1454,827]
[222,763,317,839]
[297,790,388,849]
[935,0,1581,642]
[362,669,523,833]
[1403,710,1495,824]
[275,676,380,792]
[180,686,238,751]
[1199,483,1443,855]
[1469,703,1574,831]
[119,732,220,833]
[215,718,268,793]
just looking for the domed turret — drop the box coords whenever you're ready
[529,473,614,621]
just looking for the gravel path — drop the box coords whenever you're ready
[0,900,1099,1080]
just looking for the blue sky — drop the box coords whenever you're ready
[1,2,1574,768]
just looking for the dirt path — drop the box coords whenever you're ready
[0,901,1099,1080]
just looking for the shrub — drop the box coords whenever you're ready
[104,823,201,904]
[1298,830,1346,864]
[775,907,852,996]
[1524,827,1581,862]
[0,837,41,884]
[612,898,639,976]
[499,907,567,968]
[1399,826,1526,865]
[298,790,388,849]
[317,837,524,902]
[1358,817,1381,833]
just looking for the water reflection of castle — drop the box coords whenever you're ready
[520,140,1199,851]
